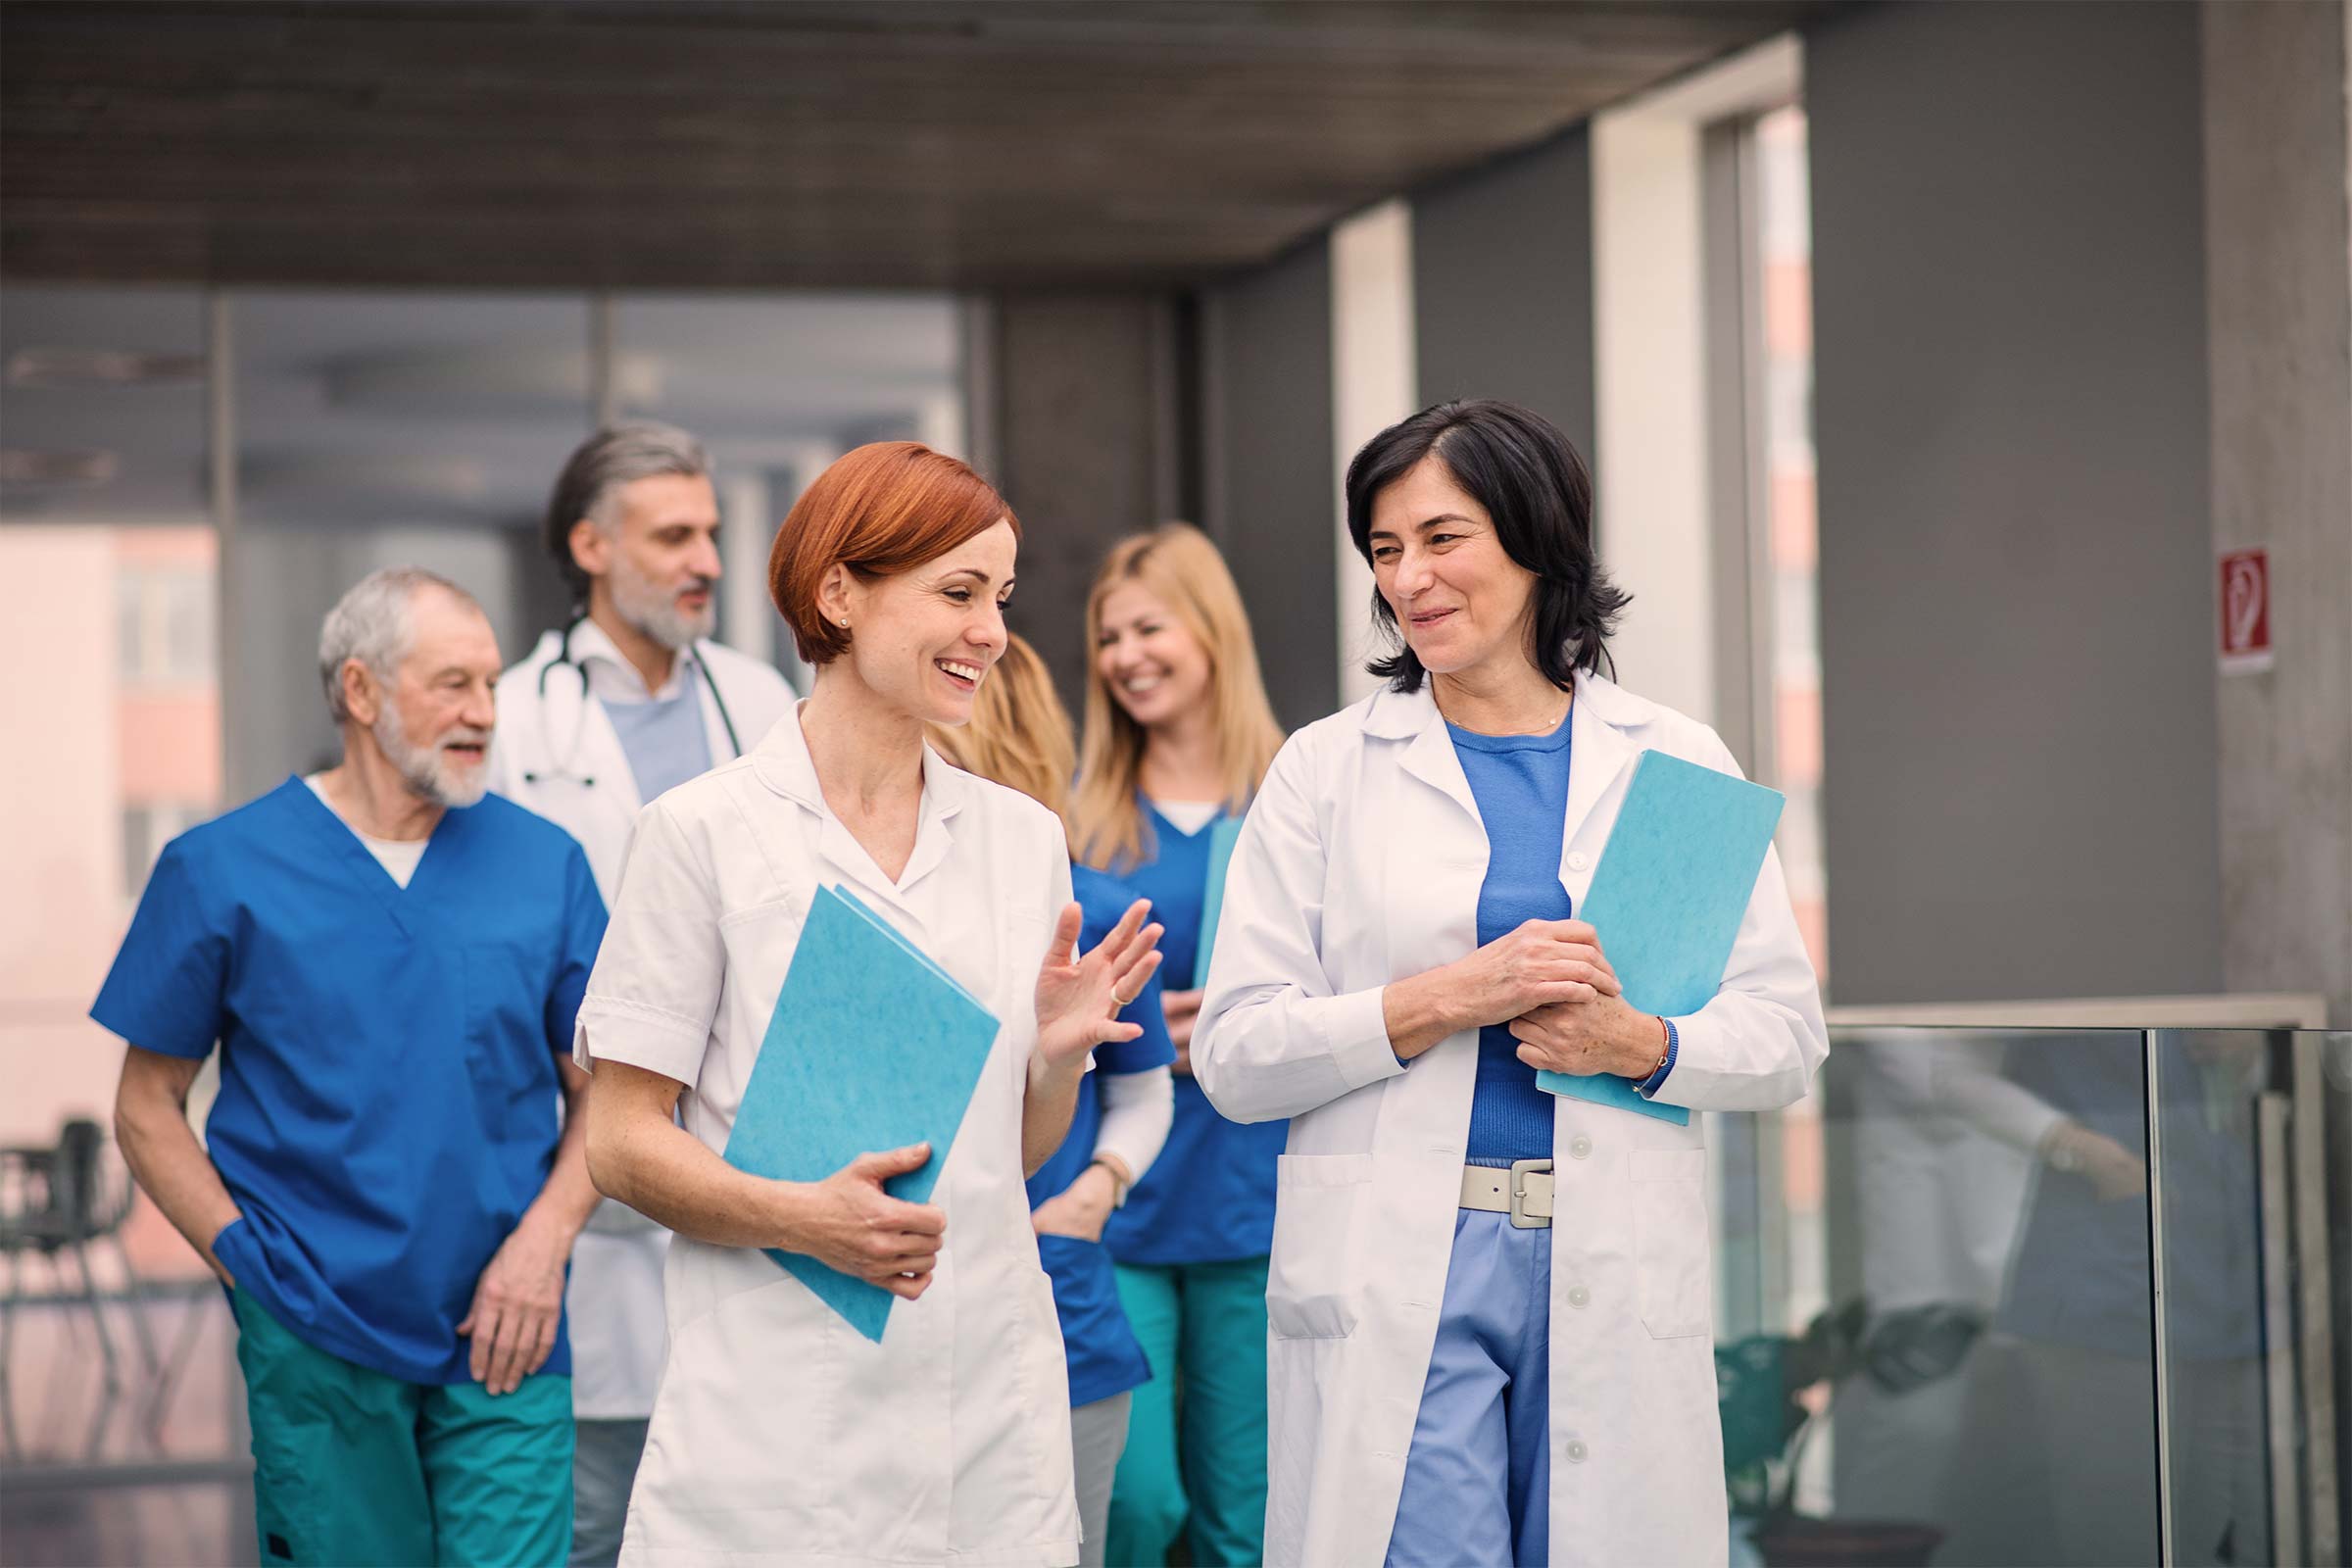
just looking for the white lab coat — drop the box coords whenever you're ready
[489,621,798,1421]
[1193,672,1827,1568]
[573,702,1080,1568]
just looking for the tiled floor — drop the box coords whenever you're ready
[2,1278,249,1567]
[5,1479,242,1567]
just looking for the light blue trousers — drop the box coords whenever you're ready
[1386,1209,1552,1568]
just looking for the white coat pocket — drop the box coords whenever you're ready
[1266,1153,1373,1341]
[1630,1148,1712,1340]
[636,1261,849,1546]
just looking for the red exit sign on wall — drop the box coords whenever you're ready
[2219,549,2273,673]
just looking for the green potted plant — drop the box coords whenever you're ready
[1718,1298,1984,1567]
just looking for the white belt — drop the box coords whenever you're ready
[1459,1158,1554,1229]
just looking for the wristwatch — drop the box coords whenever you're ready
[1088,1156,1131,1208]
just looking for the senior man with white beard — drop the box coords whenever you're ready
[97,566,609,1568]
[489,421,796,1567]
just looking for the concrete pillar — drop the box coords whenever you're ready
[1199,241,1339,731]
[2202,0,2352,1028]
[1329,200,1416,708]
[987,294,1180,710]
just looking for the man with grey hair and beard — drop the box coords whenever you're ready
[489,422,795,1565]
[96,567,608,1567]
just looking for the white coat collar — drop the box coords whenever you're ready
[1364,668,1653,847]
[1359,666,1655,738]
[749,700,969,902]
[559,615,704,704]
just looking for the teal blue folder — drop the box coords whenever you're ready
[1536,751,1785,1126]
[720,884,1001,1342]
[1191,815,1245,990]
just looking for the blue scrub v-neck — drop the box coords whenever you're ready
[288,775,453,918]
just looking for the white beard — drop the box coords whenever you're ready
[372,707,489,808]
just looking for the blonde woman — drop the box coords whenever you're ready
[928,636,1176,1568]
[1071,524,1285,1568]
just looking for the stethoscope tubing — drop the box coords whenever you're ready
[521,614,743,787]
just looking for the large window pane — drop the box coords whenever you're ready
[0,288,219,1281]
[226,291,592,797]
[611,293,964,683]
[1755,104,1826,990]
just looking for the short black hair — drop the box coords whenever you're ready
[1343,399,1628,695]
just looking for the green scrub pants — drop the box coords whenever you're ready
[230,1290,573,1567]
[1104,1256,1270,1568]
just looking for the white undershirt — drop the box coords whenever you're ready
[305,774,429,888]
[1150,798,1222,835]
[1092,1064,1174,1185]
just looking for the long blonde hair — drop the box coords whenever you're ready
[927,633,1075,824]
[1071,523,1284,871]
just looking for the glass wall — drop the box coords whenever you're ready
[223,291,595,799]
[0,282,965,1566]
[1,275,969,1169]
[2152,1029,2348,1567]
[610,293,965,687]
[1701,95,1831,1376]
[1752,105,1826,991]
[1725,1026,2350,1567]
[0,285,218,1242]
[1,284,241,1562]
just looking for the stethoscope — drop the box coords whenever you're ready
[522,612,744,787]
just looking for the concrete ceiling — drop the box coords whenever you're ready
[2,0,1826,291]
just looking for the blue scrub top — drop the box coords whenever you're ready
[1448,710,1576,1167]
[1029,864,1178,1406]
[90,779,609,1386]
[1101,801,1289,1267]
[604,683,713,806]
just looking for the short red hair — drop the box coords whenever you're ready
[768,442,1018,664]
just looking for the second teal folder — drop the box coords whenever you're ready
[1191,815,1245,990]
[721,883,1002,1342]
[1536,750,1785,1126]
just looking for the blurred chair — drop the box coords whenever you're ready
[0,1117,166,1459]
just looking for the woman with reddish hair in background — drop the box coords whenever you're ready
[575,442,1162,1566]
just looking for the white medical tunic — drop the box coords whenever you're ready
[575,703,1081,1568]
[493,618,800,1422]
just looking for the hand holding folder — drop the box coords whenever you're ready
[721,884,1001,1342]
[1535,751,1786,1125]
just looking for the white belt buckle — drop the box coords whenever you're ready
[1508,1157,1553,1230]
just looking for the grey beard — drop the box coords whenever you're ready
[371,707,488,808]
[612,564,716,653]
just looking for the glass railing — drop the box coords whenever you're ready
[1720,1025,2349,1568]
[5,1023,2342,1567]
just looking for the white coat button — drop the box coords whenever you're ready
[1566,1440,1590,1463]
[1567,851,1591,872]
[1567,1286,1591,1308]
[1568,1135,1592,1159]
